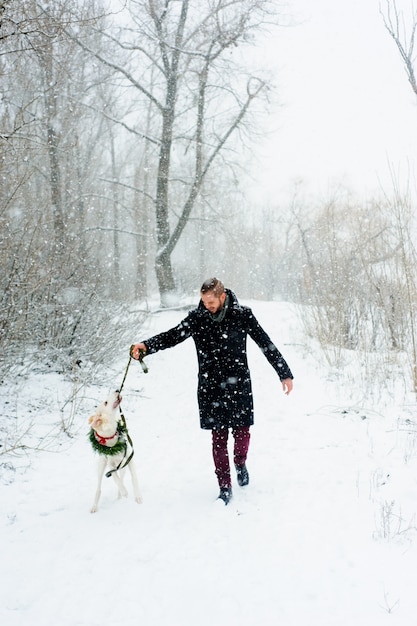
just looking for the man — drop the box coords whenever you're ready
[131,278,293,505]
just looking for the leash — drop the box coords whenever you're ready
[118,345,148,394]
[105,407,134,478]
[132,345,149,374]
[105,346,148,479]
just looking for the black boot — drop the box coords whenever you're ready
[217,487,233,505]
[235,463,249,486]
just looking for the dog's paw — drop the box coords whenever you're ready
[90,506,98,514]
[135,496,143,504]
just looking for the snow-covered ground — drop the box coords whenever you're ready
[2,301,417,626]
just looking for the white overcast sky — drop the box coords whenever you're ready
[248,0,417,203]
[108,0,417,203]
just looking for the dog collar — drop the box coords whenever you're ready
[94,431,118,446]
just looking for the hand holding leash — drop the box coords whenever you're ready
[130,343,149,373]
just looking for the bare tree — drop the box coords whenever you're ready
[285,186,404,356]
[0,0,141,377]
[66,0,279,305]
[381,1,417,392]
[381,0,417,96]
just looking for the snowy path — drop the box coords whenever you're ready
[2,302,417,625]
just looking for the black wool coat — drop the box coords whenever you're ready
[143,290,293,430]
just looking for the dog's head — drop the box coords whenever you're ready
[88,390,122,435]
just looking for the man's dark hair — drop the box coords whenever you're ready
[200,277,225,297]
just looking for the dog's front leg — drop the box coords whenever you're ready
[90,456,107,513]
[112,468,128,499]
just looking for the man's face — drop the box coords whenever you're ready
[201,291,226,314]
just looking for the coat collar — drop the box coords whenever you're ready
[197,288,241,321]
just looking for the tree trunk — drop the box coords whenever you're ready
[47,124,65,251]
[42,42,65,254]
[155,250,176,306]
[109,128,121,292]
[154,105,176,302]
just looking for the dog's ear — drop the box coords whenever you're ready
[88,414,102,426]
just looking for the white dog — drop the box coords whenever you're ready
[88,390,142,513]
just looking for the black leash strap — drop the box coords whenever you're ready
[105,408,134,478]
[118,352,132,395]
[118,344,148,395]
[105,346,147,478]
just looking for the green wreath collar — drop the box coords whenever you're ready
[88,425,127,456]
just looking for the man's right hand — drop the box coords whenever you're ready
[131,343,147,360]
[281,378,293,395]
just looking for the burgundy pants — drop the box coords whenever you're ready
[212,426,251,488]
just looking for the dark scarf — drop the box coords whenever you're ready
[211,294,230,323]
